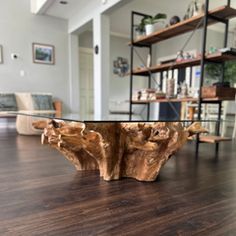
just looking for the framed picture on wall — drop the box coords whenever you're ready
[32,43,55,65]
[0,45,3,64]
[113,57,129,77]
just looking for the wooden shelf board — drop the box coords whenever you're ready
[131,6,236,46]
[132,58,200,75]
[132,97,198,104]
[199,135,232,143]
[206,51,236,62]
[132,96,236,104]
[188,135,232,143]
[202,96,236,101]
[132,51,236,76]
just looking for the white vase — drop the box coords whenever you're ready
[145,24,155,35]
[154,20,166,31]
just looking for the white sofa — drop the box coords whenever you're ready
[0,92,61,135]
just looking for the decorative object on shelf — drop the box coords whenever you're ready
[146,88,156,100]
[175,50,196,62]
[146,53,151,67]
[133,88,160,101]
[201,86,236,99]
[184,52,192,60]
[113,57,129,77]
[208,46,218,54]
[32,43,55,65]
[180,82,189,98]
[34,120,207,181]
[177,84,181,97]
[137,91,142,100]
[170,16,181,25]
[166,77,175,98]
[132,90,142,100]
[0,45,3,64]
[176,50,184,62]
[144,13,167,35]
[184,0,205,20]
[205,55,236,86]
[134,18,146,39]
[195,0,205,15]
[156,90,166,99]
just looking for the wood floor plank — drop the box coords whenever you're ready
[0,128,236,235]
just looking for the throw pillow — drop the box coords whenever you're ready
[0,93,18,111]
[31,94,54,110]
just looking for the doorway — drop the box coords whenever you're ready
[79,47,94,119]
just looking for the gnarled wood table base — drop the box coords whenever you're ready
[34,121,206,181]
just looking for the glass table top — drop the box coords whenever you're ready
[9,111,223,123]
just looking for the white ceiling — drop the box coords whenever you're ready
[110,0,191,36]
[46,0,93,20]
[45,0,236,36]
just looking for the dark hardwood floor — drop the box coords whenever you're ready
[0,127,236,236]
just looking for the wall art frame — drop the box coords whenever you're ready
[0,45,3,64]
[113,57,129,77]
[32,43,55,65]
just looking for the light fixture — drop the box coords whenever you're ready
[59,1,68,5]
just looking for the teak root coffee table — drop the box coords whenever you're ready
[33,120,206,182]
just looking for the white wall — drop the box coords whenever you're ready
[79,31,146,105]
[68,0,133,33]
[109,36,147,102]
[155,29,225,60]
[79,31,93,48]
[155,28,225,92]
[0,0,70,111]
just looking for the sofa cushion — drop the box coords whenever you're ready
[0,93,17,111]
[31,94,54,110]
[15,93,34,110]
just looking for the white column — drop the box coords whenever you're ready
[68,33,80,113]
[93,14,110,120]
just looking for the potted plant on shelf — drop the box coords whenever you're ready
[144,13,167,35]
[205,61,236,87]
[134,18,146,39]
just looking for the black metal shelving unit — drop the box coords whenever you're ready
[196,0,231,154]
[129,11,152,121]
[129,0,236,154]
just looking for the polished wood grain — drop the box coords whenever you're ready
[0,128,236,235]
[39,120,206,182]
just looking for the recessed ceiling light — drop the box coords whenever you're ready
[59,1,68,5]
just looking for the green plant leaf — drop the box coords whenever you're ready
[144,17,154,25]
[154,13,167,20]
[205,61,236,85]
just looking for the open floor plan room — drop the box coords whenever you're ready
[1,0,236,235]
